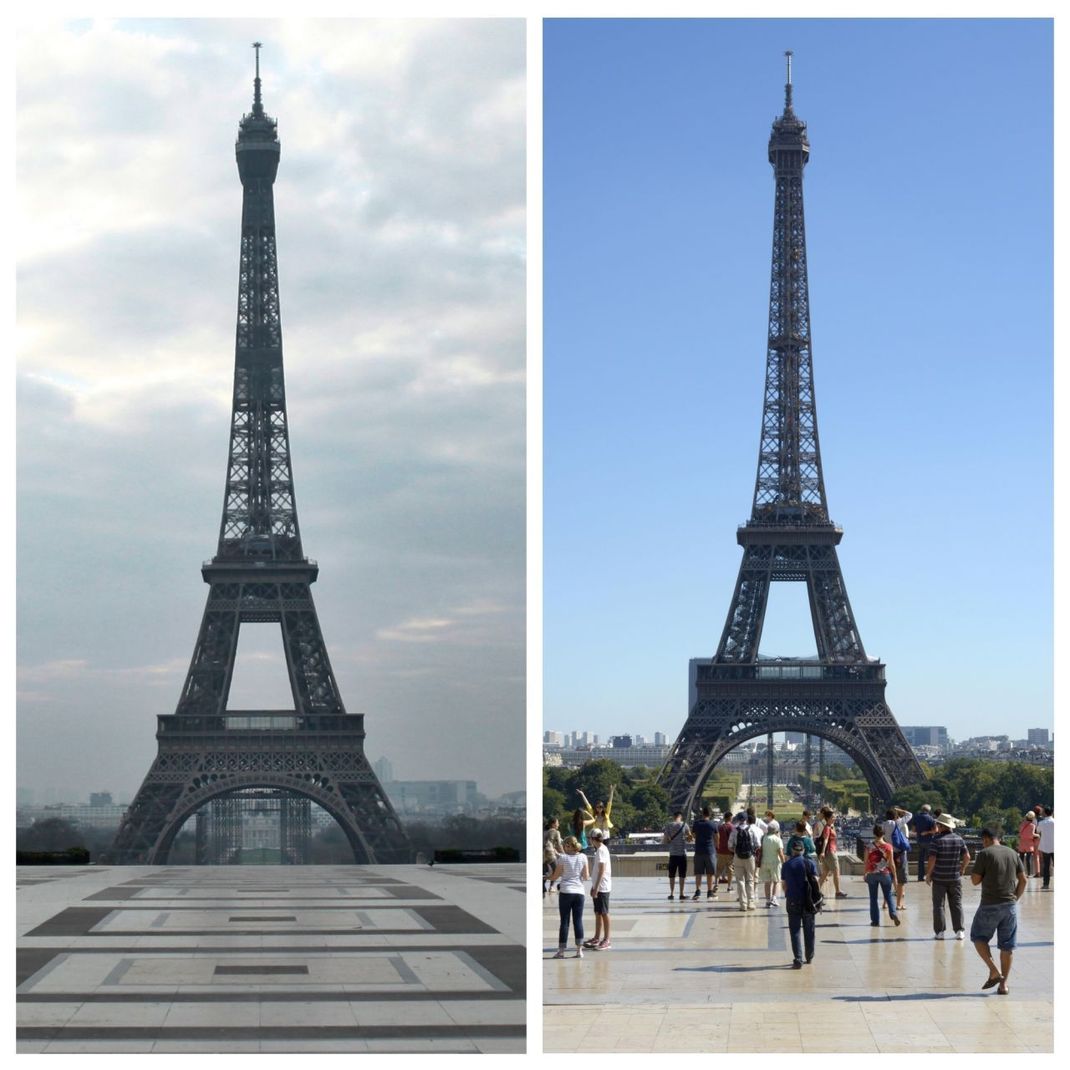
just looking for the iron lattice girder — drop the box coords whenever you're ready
[108,738,408,865]
[108,63,408,866]
[659,685,921,818]
[657,72,923,814]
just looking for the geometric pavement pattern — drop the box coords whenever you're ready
[544,873,1053,1053]
[18,864,524,1053]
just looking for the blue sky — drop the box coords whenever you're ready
[544,18,1053,744]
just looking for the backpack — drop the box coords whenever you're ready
[891,822,910,854]
[867,844,889,873]
[734,826,754,859]
[814,826,828,856]
[803,862,825,913]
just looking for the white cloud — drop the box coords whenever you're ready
[17,18,525,802]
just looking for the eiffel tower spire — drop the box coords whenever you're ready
[657,56,923,816]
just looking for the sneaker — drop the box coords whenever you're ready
[692,891,701,900]
[748,903,757,910]
[707,890,715,899]
[934,932,944,940]
[575,947,584,959]
[835,892,848,898]
[667,893,674,900]
[679,894,686,901]
[740,905,747,912]
[582,938,599,948]
[893,914,901,927]
[552,949,565,959]
[596,941,612,950]
[791,960,803,969]
[955,931,965,941]
[805,955,813,964]
[770,897,779,908]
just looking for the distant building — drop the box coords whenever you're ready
[89,792,113,808]
[611,735,633,749]
[544,730,564,746]
[546,744,669,770]
[384,779,481,816]
[1028,728,1050,746]
[902,726,949,751]
[373,756,394,784]
[18,801,128,830]
[654,732,666,746]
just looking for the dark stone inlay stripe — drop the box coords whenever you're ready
[84,887,143,901]
[17,1025,525,1041]
[14,943,519,956]
[20,991,520,1003]
[25,907,115,937]
[17,949,62,986]
[227,916,297,922]
[412,905,497,934]
[466,946,525,996]
[215,965,309,975]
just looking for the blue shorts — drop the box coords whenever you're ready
[969,901,1018,951]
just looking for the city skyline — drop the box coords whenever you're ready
[17,20,526,802]
[544,20,1052,747]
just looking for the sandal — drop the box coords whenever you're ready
[981,974,1003,990]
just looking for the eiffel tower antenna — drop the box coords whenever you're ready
[658,57,923,817]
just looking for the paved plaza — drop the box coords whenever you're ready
[544,873,1053,1052]
[17,863,524,1053]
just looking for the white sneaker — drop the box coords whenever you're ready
[934,933,944,940]
[553,949,565,958]
[575,947,584,959]
[955,930,965,941]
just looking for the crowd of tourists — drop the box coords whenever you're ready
[544,793,1054,989]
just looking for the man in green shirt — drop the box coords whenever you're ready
[969,827,1027,996]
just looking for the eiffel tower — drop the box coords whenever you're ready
[108,46,409,864]
[659,54,923,816]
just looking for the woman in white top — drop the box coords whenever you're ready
[549,836,590,958]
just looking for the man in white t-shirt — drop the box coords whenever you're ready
[586,828,613,949]
[1037,810,1055,890]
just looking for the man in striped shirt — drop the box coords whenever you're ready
[925,814,971,940]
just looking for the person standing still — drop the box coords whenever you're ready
[782,839,819,968]
[587,828,613,950]
[549,836,589,959]
[544,817,563,896]
[925,814,970,940]
[662,811,692,901]
[1036,809,1055,890]
[969,827,1027,995]
[691,806,718,900]
[911,804,937,881]
[1017,811,1039,879]
[715,816,735,890]
[729,813,762,911]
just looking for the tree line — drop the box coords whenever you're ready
[543,757,1054,840]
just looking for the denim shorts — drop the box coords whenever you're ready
[969,900,1018,950]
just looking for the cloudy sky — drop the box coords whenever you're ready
[17,18,526,804]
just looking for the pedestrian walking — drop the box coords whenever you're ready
[784,821,816,862]
[970,827,1027,995]
[544,817,563,896]
[729,812,762,910]
[662,810,692,901]
[782,838,819,967]
[864,824,901,927]
[815,806,848,898]
[691,806,719,900]
[1017,811,1039,878]
[800,809,814,837]
[1036,808,1055,890]
[911,804,937,881]
[881,806,913,909]
[585,828,613,950]
[759,820,785,907]
[924,813,970,940]
[549,836,589,958]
